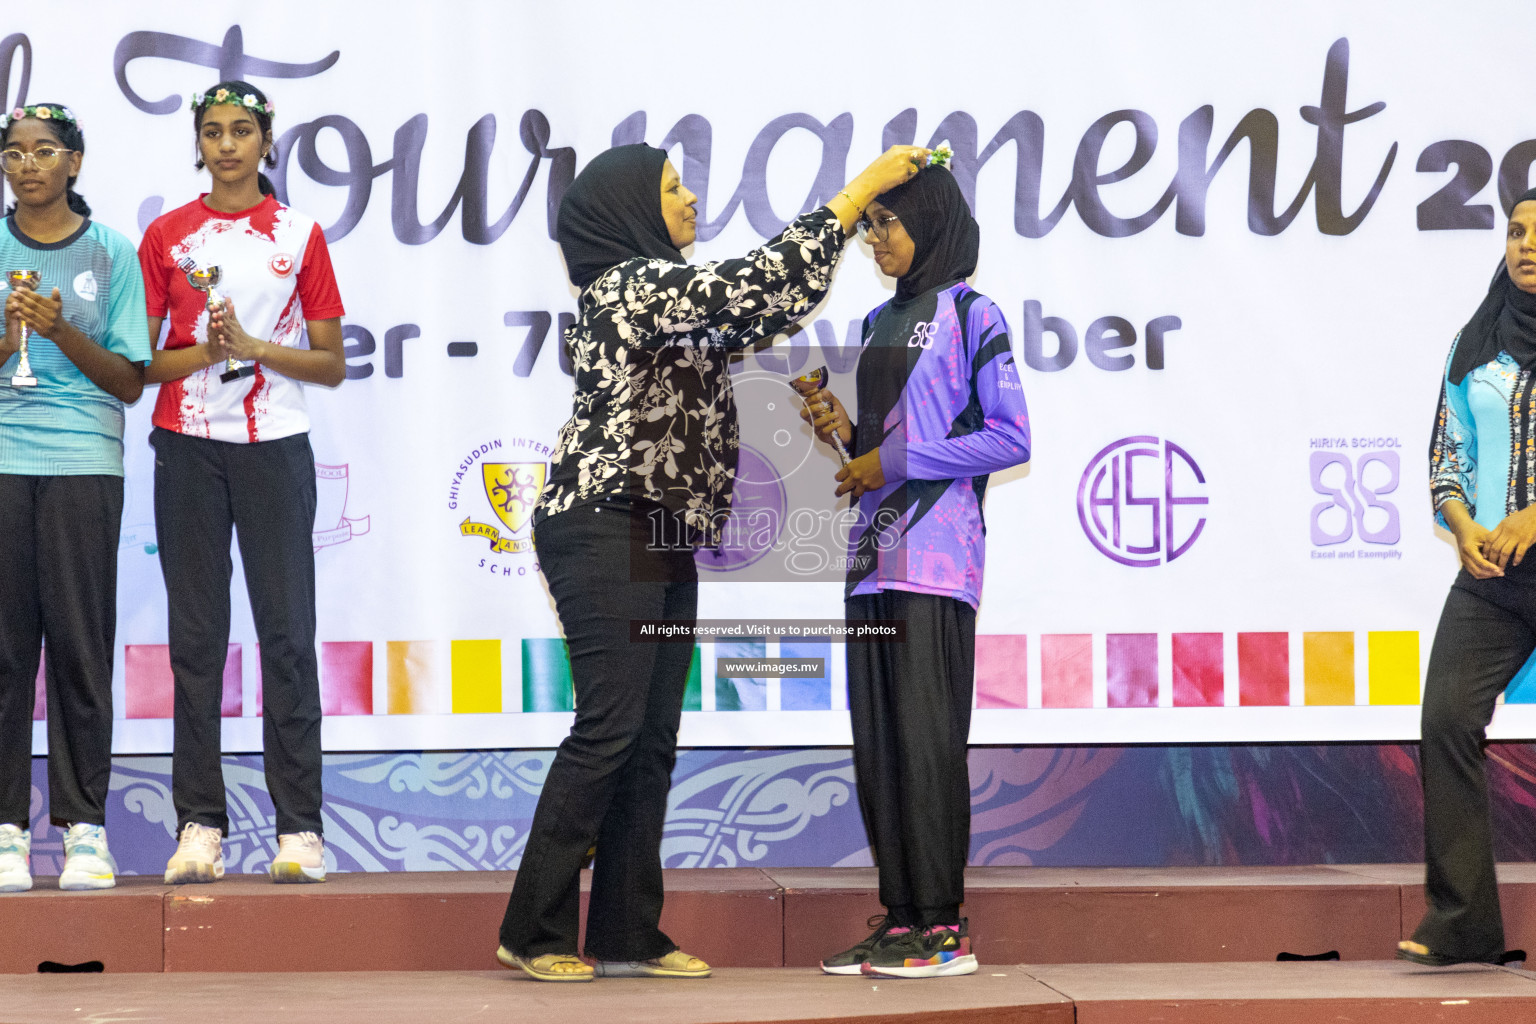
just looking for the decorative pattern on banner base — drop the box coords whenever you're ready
[24,743,1536,874]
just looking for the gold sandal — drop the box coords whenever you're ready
[1395,940,1523,967]
[594,949,711,978]
[496,946,595,982]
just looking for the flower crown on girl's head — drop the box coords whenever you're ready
[0,105,79,132]
[927,140,954,169]
[190,88,275,117]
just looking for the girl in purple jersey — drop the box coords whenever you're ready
[805,165,1030,979]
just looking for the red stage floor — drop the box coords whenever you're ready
[11,863,1536,974]
[5,962,1535,1024]
[10,866,1536,1021]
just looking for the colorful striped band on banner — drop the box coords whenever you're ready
[1509,655,1536,704]
[319,642,374,716]
[520,639,573,713]
[387,640,442,715]
[975,635,1028,709]
[681,647,704,711]
[451,639,502,714]
[716,638,767,711]
[518,641,703,713]
[1172,633,1223,707]
[255,641,377,717]
[780,640,832,710]
[94,630,1432,723]
[1238,633,1288,706]
[1303,632,1354,706]
[1107,633,1157,708]
[1041,634,1093,708]
[125,644,240,719]
[1368,631,1420,705]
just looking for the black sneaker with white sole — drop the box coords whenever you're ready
[820,915,905,975]
[861,919,978,978]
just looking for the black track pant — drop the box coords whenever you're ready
[1411,565,1536,961]
[0,474,122,828]
[846,589,976,927]
[500,504,697,961]
[151,427,322,837]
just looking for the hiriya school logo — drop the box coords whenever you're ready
[73,270,98,302]
[268,253,295,278]
[907,321,937,349]
[450,437,550,578]
[1308,437,1401,561]
[314,463,371,551]
[1077,435,1209,568]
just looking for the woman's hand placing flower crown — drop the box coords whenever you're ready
[828,145,932,233]
[857,145,933,194]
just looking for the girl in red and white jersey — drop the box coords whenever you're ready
[137,80,345,885]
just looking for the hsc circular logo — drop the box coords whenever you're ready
[1077,436,1209,567]
[696,444,786,572]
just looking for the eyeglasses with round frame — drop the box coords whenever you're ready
[855,212,901,243]
[0,147,73,174]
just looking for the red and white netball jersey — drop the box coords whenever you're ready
[139,194,345,443]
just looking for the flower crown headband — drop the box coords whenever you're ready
[190,88,275,117]
[0,105,79,132]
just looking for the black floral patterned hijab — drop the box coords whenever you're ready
[557,144,684,288]
[1450,187,1536,384]
[876,165,980,305]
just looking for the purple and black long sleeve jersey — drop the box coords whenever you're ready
[845,282,1031,609]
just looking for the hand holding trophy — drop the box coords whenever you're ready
[791,365,851,467]
[182,263,255,383]
[5,269,40,387]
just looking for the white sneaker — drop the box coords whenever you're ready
[0,824,31,893]
[60,823,117,891]
[269,831,326,883]
[164,822,225,884]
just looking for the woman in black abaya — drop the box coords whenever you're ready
[496,141,928,982]
[1405,187,1536,967]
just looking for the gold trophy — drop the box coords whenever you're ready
[791,365,850,467]
[183,264,254,383]
[5,269,40,387]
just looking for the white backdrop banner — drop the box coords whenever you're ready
[18,0,1536,752]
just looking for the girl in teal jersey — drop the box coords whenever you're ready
[0,104,152,893]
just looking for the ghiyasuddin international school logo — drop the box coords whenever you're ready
[450,438,551,574]
[1077,436,1208,567]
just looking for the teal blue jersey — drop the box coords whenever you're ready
[0,217,152,476]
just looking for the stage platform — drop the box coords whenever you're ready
[6,962,1536,1024]
[9,864,1536,974]
[11,866,1536,1022]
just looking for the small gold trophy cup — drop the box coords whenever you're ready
[5,269,40,387]
[790,365,850,467]
[184,265,254,383]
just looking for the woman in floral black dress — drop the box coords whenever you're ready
[497,142,927,982]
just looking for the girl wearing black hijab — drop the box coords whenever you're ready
[1404,188,1536,967]
[496,142,928,982]
[804,167,1031,978]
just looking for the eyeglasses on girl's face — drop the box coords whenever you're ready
[0,147,72,173]
[855,212,901,243]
